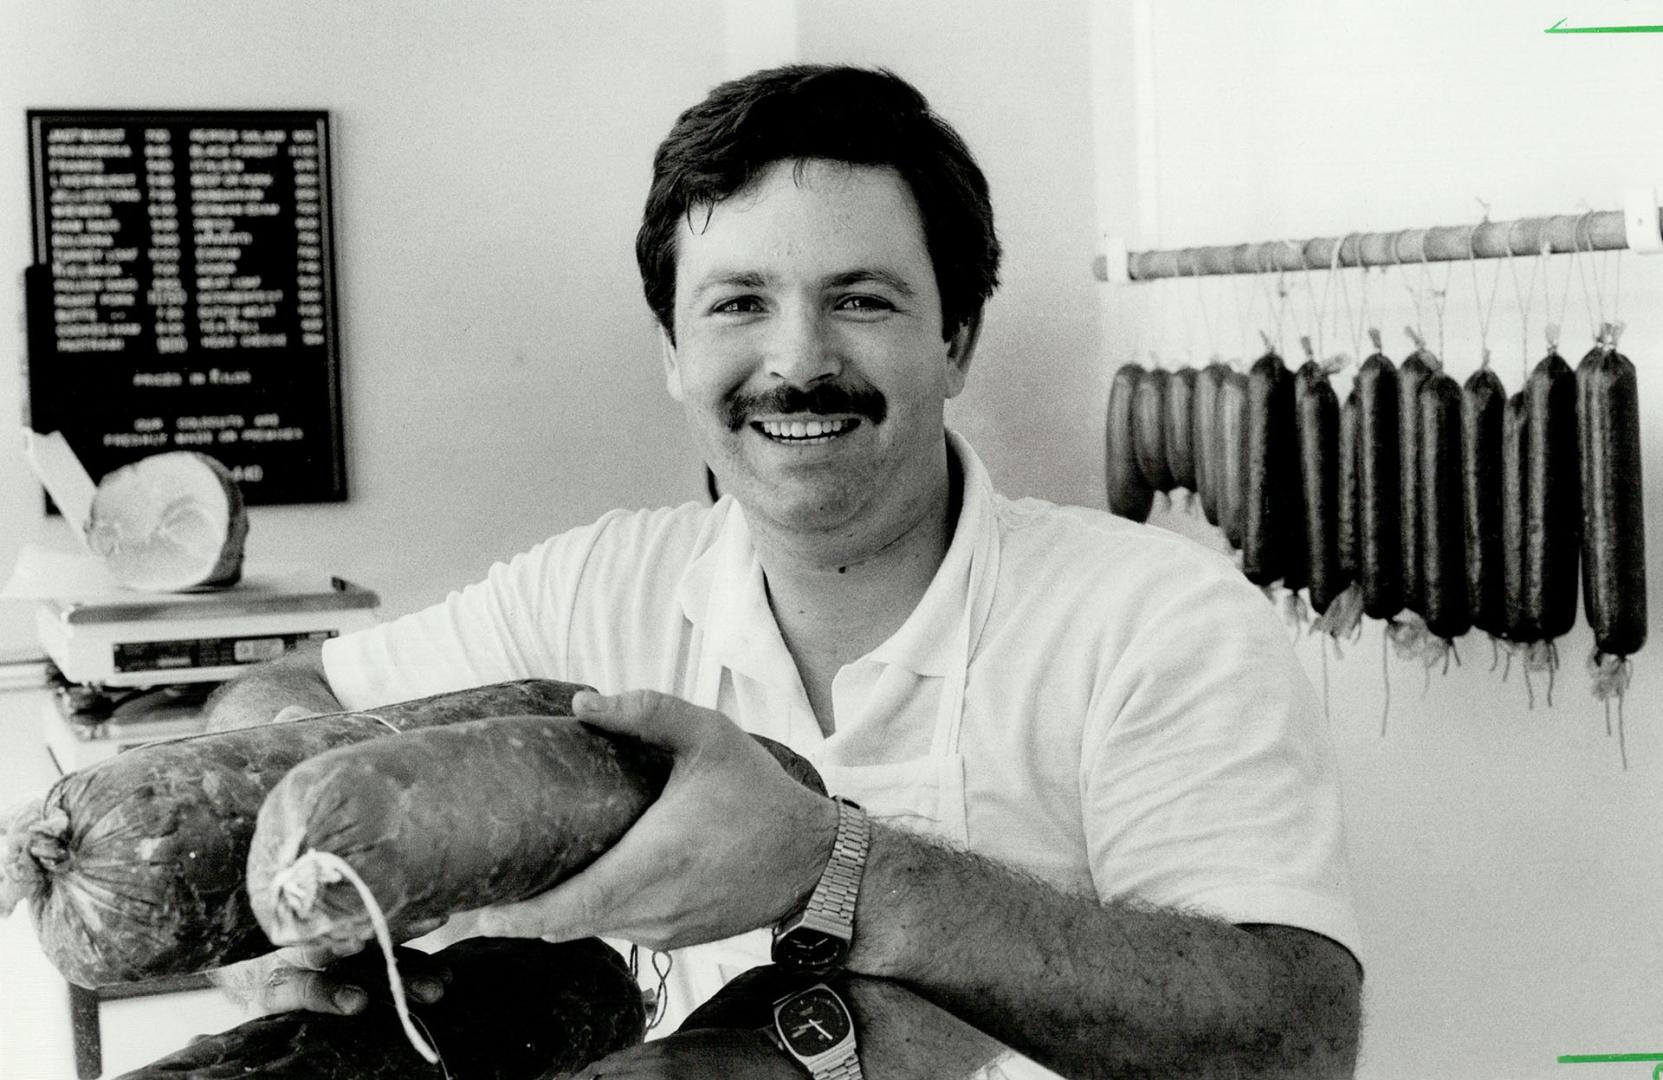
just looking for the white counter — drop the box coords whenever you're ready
[0,687,246,1080]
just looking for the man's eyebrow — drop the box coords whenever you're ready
[825,268,917,296]
[689,270,769,299]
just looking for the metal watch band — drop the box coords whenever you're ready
[804,797,870,935]
[768,1018,866,1080]
[810,1050,864,1080]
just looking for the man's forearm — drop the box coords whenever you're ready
[203,644,341,731]
[844,974,1021,1079]
[846,828,1362,1079]
[678,966,1011,1079]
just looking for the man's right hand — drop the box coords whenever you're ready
[212,920,450,1016]
[202,643,340,733]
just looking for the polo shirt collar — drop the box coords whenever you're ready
[676,497,785,688]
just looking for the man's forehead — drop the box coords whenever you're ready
[684,265,920,297]
[713,157,908,210]
[672,160,932,288]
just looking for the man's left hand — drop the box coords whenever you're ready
[474,689,839,950]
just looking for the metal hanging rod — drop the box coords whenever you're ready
[1092,193,1662,283]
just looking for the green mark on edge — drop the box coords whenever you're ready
[1558,1052,1663,1063]
[1546,16,1663,33]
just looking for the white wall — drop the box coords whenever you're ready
[2,3,1658,1080]
[797,1,1106,512]
[1117,3,1663,1078]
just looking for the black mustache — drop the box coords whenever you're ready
[724,383,887,432]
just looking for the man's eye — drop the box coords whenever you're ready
[837,295,893,313]
[711,296,763,315]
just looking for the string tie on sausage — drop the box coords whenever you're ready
[23,809,72,872]
[1384,615,1462,693]
[343,711,399,735]
[1585,653,1632,770]
[1587,651,1631,700]
[1311,583,1364,646]
[1,802,61,914]
[270,849,442,1065]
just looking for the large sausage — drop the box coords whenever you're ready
[248,717,826,955]
[116,937,645,1079]
[1,680,591,988]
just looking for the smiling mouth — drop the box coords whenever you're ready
[751,417,861,443]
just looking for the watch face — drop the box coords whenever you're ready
[777,986,851,1056]
[774,926,849,974]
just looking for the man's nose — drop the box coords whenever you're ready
[764,307,842,386]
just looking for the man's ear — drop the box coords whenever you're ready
[659,325,683,402]
[943,312,982,399]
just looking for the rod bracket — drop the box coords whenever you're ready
[1624,187,1661,255]
[1101,235,1131,284]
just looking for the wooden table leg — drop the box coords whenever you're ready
[68,981,102,1079]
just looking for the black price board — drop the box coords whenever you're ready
[24,109,346,505]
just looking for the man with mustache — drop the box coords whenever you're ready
[211,65,1363,1079]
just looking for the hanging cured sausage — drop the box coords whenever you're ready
[1106,362,1155,521]
[1577,330,1647,661]
[1295,354,1344,613]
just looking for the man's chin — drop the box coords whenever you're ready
[721,476,864,534]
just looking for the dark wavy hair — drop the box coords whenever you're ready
[636,64,1001,343]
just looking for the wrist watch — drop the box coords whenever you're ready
[772,797,870,976]
[769,981,864,1079]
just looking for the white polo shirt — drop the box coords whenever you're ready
[323,431,1361,1037]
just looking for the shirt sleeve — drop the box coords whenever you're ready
[321,513,619,709]
[972,1052,1070,1080]
[1081,562,1364,968]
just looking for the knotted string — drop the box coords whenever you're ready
[1412,230,1454,360]
[271,850,442,1065]
[1467,210,1503,370]
[628,943,676,1032]
[1189,252,1220,361]
[1544,221,1574,356]
[1506,223,1547,381]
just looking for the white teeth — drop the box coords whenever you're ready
[758,418,851,440]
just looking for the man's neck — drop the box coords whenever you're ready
[749,444,963,731]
